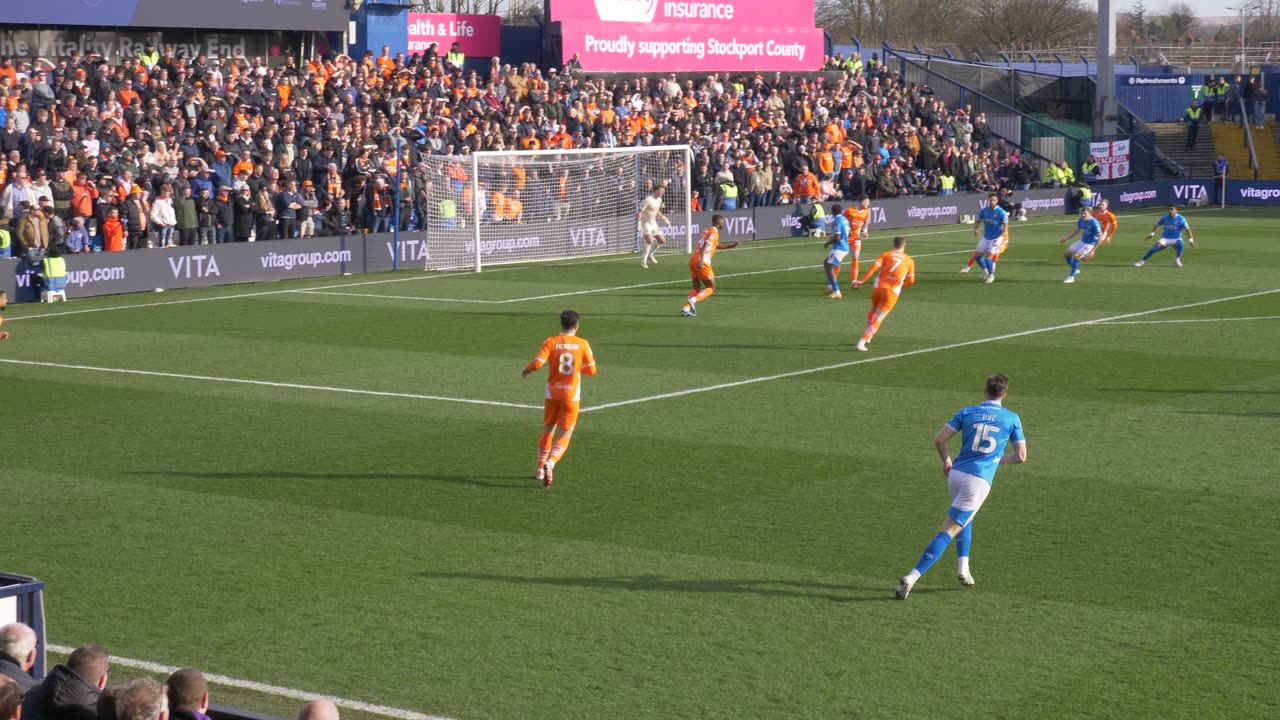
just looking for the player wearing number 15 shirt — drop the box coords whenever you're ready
[896,373,1028,600]
[522,310,597,487]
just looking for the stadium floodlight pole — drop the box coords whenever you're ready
[1227,6,1247,72]
[392,133,405,272]
[471,153,482,272]
[1095,0,1119,136]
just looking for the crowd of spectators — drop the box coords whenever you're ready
[1,624,340,720]
[0,43,1064,258]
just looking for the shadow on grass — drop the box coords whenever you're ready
[126,470,535,491]
[420,570,964,603]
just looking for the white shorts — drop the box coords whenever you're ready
[639,221,662,238]
[1068,240,1097,260]
[977,236,1003,254]
[826,249,848,264]
[1156,236,1182,248]
[947,469,991,527]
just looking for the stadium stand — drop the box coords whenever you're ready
[0,47,1060,259]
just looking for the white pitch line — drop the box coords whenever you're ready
[46,643,456,720]
[1096,315,1280,325]
[295,290,502,304]
[582,288,1280,412]
[308,249,977,306]
[0,359,540,410]
[6,210,1171,323]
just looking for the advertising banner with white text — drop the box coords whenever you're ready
[559,21,824,72]
[553,0,822,72]
[407,13,502,58]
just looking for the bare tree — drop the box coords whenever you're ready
[1158,2,1197,42]
[815,0,887,45]
[968,0,1095,50]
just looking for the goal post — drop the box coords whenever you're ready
[417,145,693,271]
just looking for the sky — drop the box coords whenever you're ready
[1115,0,1253,22]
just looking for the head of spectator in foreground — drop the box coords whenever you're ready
[97,686,122,720]
[68,644,111,691]
[297,700,339,720]
[1,676,22,720]
[0,623,38,674]
[164,669,207,718]
[115,678,168,720]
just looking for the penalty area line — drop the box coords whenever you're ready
[582,288,1280,412]
[46,643,457,720]
[0,359,540,410]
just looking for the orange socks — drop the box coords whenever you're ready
[694,287,714,303]
[850,260,860,281]
[547,435,572,465]
[537,432,554,468]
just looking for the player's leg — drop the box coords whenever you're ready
[650,232,666,264]
[682,277,703,315]
[955,522,974,585]
[1173,239,1185,267]
[825,250,844,297]
[543,403,580,486]
[690,275,717,305]
[536,402,558,482]
[641,229,654,267]
[1137,239,1165,266]
[898,470,989,598]
[848,245,861,288]
[961,252,979,273]
[856,291,894,351]
[0,314,7,341]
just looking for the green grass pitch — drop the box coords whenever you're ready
[2,207,1278,720]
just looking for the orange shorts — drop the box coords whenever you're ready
[690,262,714,281]
[543,399,580,430]
[870,287,899,314]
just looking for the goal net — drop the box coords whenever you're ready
[414,146,692,271]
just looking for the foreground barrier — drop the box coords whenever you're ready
[2,180,1258,301]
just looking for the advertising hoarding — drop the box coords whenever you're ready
[4,180,1253,302]
[407,14,502,58]
[553,0,823,72]
[2,0,349,33]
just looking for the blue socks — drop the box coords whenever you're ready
[913,532,953,575]
[1175,240,1185,258]
[1141,244,1161,261]
[979,257,994,274]
[1067,256,1080,275]
[955,523,972,559]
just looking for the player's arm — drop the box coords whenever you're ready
[521,340,551,378]
[1060,226,1081,244]
[581,346,598,377]
[934,425,958,477]
[972,214,983,236]
[857,260,881,285]
[1146,219,1161,239]
[1184,222,1195,247]
[1000,440,1028,465]
[719,240,740,250]
[902,260,916,288]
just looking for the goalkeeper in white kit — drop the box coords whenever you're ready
[638,185,671,268]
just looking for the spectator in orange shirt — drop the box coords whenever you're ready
[793,164,819,204]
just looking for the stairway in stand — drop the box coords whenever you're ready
[1213,121,1280,181]
[1149,123,1219,177]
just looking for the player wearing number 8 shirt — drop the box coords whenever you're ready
[852,236,915,352]
[522,310,597,487]
[896,373,1028,600]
